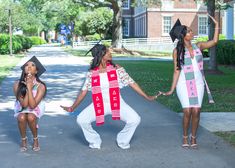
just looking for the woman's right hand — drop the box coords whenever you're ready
[60,105,74,112]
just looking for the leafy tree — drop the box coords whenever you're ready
[0,0,40,36]
[73,0,161,48]
[75,7,113,39]
[73,0,123,48]
[200,0,232,71]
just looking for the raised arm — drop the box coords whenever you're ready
[164,49,180,96]
[197,14,219,50]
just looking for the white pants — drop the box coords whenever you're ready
[76,99,141,149]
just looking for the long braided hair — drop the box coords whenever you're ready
[89,44,115,70]
[16,67,47,100]
[176,25,187,70]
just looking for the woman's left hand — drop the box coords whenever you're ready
[162,90,174,96]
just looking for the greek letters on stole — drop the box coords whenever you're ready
[183,44,214,107]
[91,64,120,126]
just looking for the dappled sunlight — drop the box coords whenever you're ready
[0,101,15,111]
[45,99,73,117]
[0,46,91,118]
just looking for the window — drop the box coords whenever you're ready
[198,16,208,35]
[122,0,130,9]
[163,16,172,35]
[134,15,146,37]
[123,19,130,37]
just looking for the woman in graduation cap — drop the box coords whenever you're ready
[13,56,47,152]
[163,15,218,149]
[61,44,160,149]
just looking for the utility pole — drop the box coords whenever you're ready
[8,8,13,56]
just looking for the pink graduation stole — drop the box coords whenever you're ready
[91,64,120,126]
[183,44,214,107]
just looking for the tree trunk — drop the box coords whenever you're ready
[111,0,123,48]
[207,0,218,71]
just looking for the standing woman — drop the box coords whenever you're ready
[13,56,46,152]
[61,44,159,149]
[164,15,218,148]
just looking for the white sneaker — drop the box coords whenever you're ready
[117,143,130,149]
[89,143,101,149]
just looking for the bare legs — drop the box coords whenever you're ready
[191,108,200,148]
[17,113,27,151]
[182,107,200,148]
[17,113,39,151]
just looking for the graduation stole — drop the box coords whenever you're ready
[183,44,214,107]
[91,64,120,126]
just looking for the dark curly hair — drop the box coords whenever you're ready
[89,44,115,70]
[176,25,187,70]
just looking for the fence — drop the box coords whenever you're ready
[72,37,200,52]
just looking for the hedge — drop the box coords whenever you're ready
[0,34,33,54]
[29,36,47,45]
[195,35,227,57]
[216,40,235,65]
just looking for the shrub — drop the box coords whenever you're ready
[30,36,47,45]
[85,34,101,41]
[0,34,33,54]
[0,34,10,54]
[102,41,111,47]
[24,36,33,50]
[216,40,235,65]
[195,35,228,58]
[195,34,226,43]
[12,35,23,53]
[16,35,32,51]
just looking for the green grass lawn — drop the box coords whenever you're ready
[0,54,24,84]
[215,131,235,147]
[114,60,235,113]
[65,47,171,57]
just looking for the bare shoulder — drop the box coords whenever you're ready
[38,82,46,92]
[14,80,19,86]
[13,80,19,89]
[115,64,122,69]
[173,48,177,58]
[13,80,19,95]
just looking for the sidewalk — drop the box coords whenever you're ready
[0,46,235,168]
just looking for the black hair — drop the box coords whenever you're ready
[176,25,187,70]
[16,64,47,100]
[89,44,115,70]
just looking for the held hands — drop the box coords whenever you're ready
[60,105,74,112]
[146,91,163,101]
[162,90,174,96]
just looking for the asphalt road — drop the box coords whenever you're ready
[0,46,234,168]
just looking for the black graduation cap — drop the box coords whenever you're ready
[169,19,186,42]
[21,56,46,77]
[84,39,102,56]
